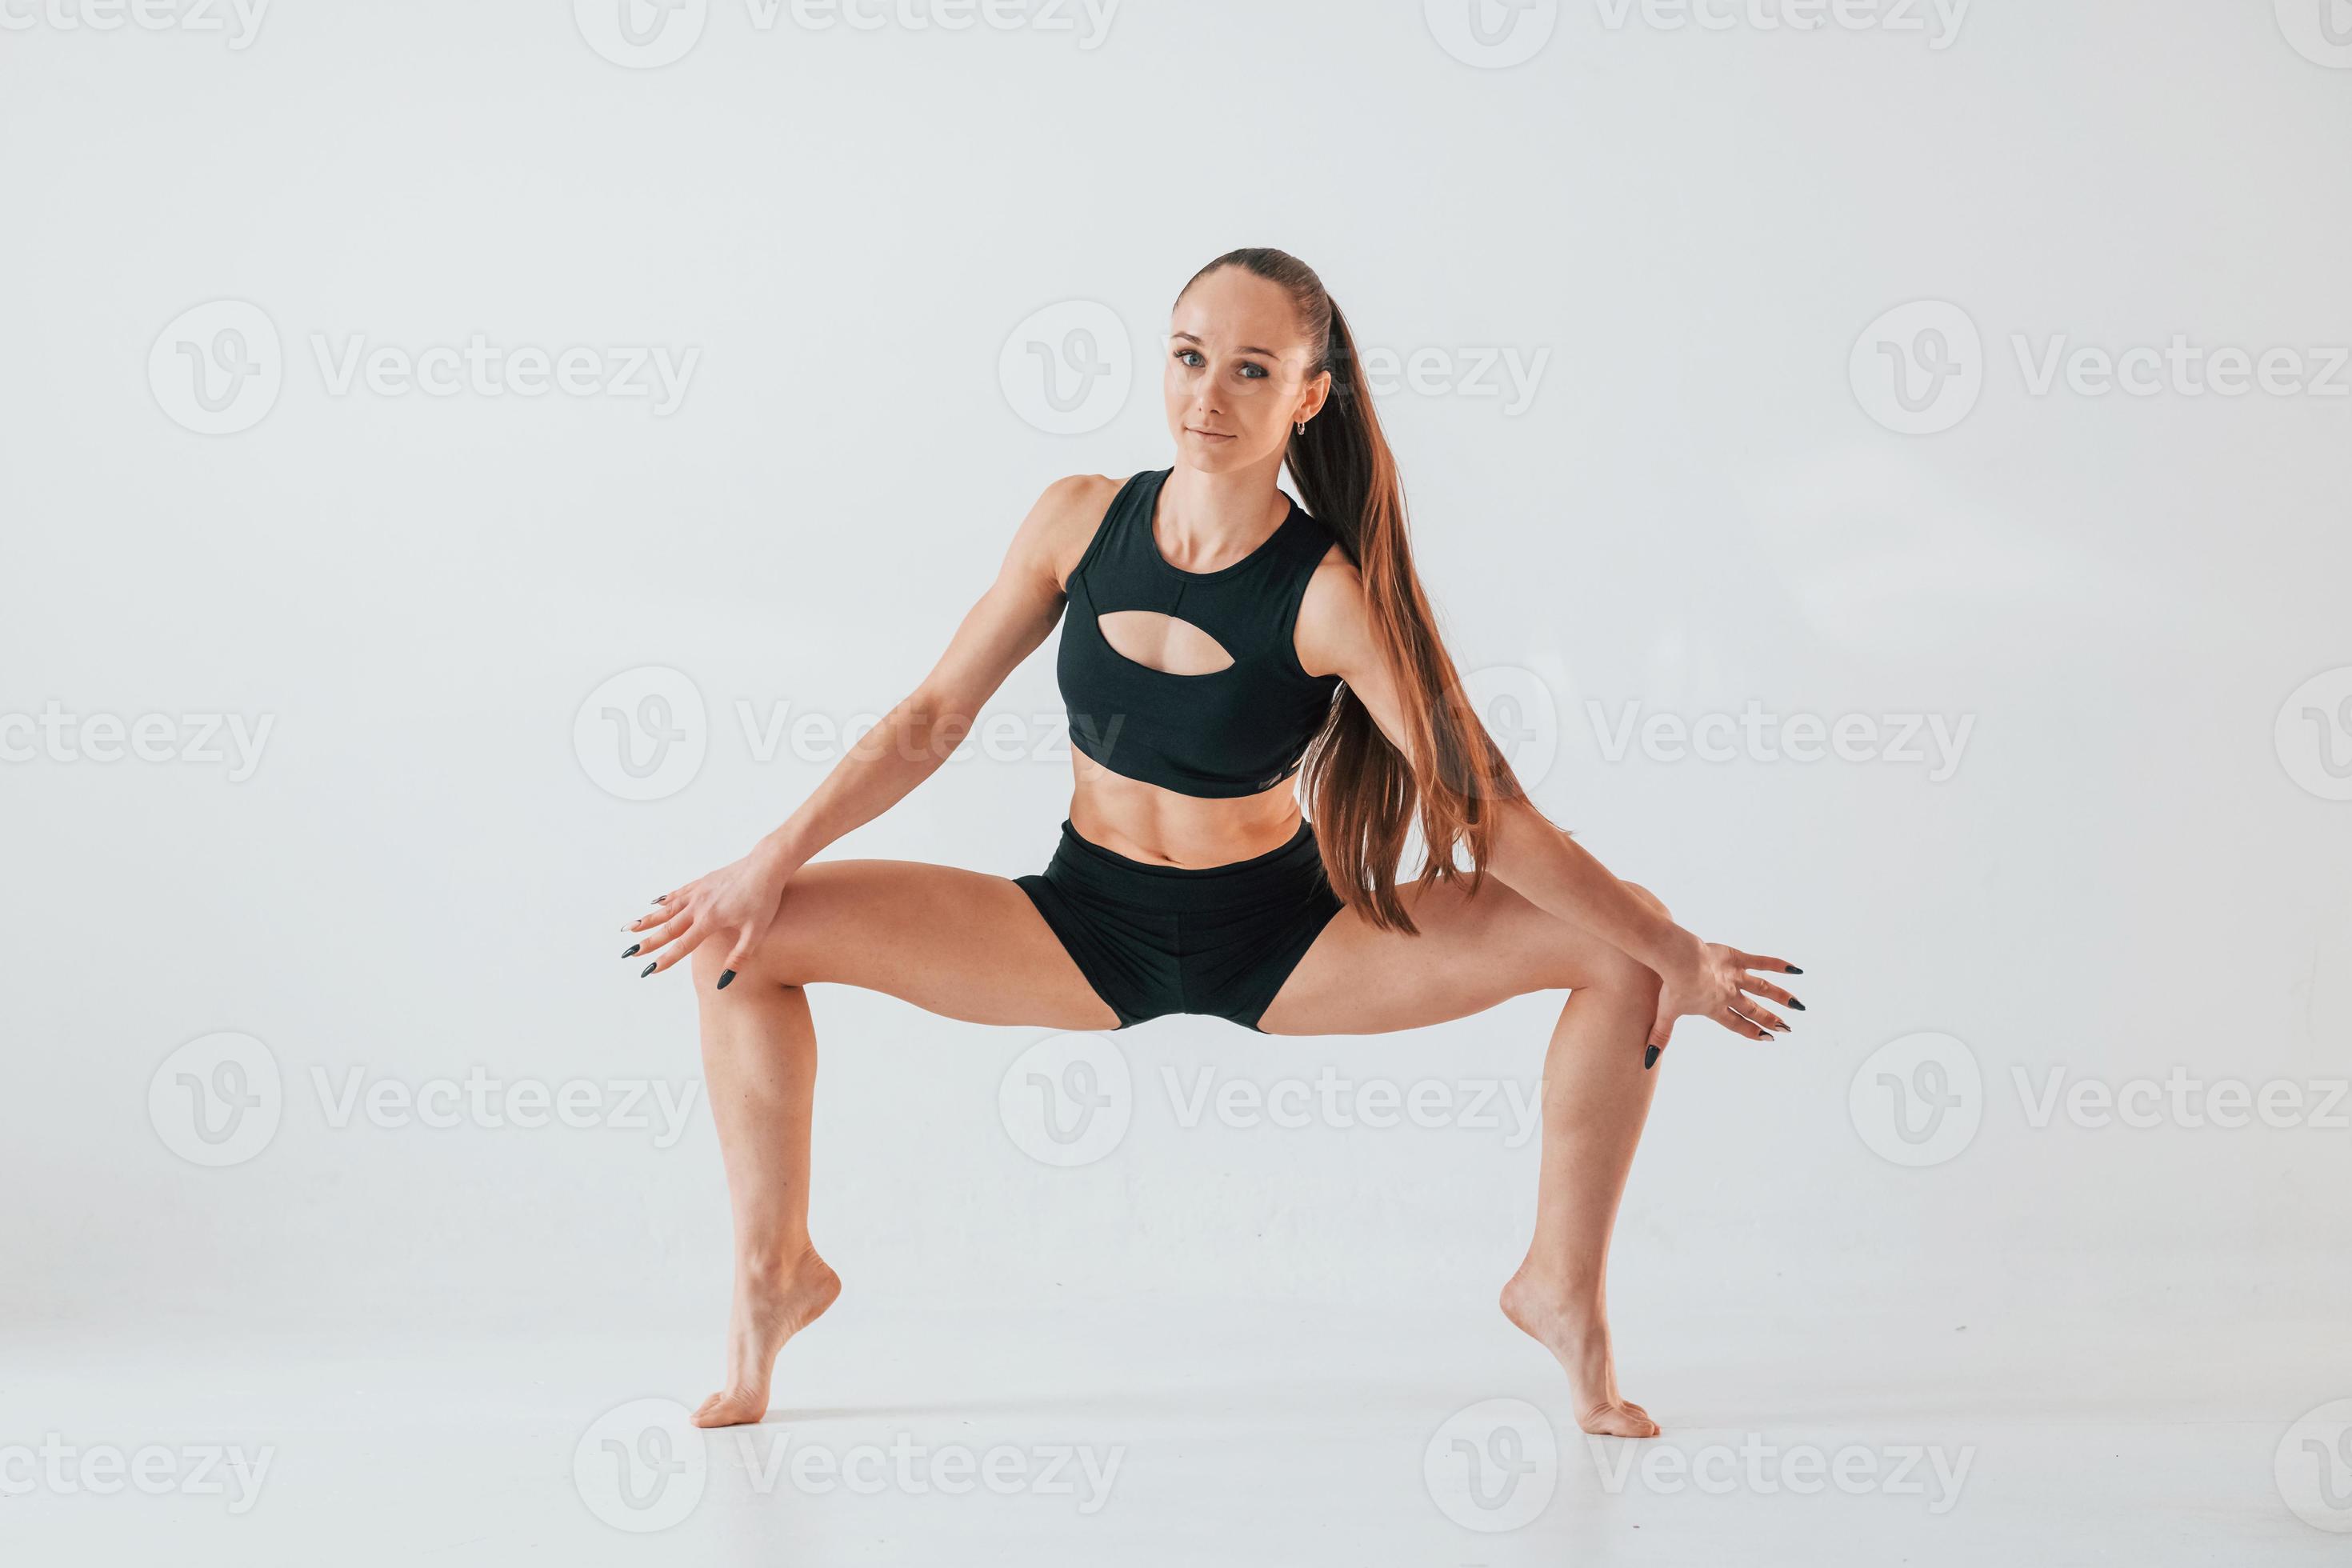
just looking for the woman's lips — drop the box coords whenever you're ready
[1187,427,1235,441]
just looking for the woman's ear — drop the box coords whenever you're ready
[1299,368,1334,424]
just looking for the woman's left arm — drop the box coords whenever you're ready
[1296,556,1800,1054]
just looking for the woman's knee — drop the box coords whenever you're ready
[1580,940,1660,1000]
[690,910,814,989]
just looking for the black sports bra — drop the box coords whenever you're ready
[1057,468,1342,798]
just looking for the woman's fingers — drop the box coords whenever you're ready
[1736,950,1802,976]
[642,923,704,975]
[1738,975,1802,1011]
[627,889,694,933]
[628,915,693,961]
[713,922,766,991]
[1714,1003,1774,1041]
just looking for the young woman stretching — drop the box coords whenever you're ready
[622,248,1802,1438]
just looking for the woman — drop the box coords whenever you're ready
[622,248,1802,1439]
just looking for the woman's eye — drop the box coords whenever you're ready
[1176,350,1205,368]
[1238,363,1268,379]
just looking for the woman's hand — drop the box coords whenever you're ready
[624,842,799,989]
[1645,938,1804,1066]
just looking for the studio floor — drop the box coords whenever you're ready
[4,1297,2339,1564]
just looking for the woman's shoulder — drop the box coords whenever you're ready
[1292,539,1368,679]
[1018,472,1130,593]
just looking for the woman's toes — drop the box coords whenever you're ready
[690,1390,767,1429]
[1578,1402,1660,1439]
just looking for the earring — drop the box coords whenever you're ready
[1295,419,1307,436]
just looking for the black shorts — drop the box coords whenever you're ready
[1014,818,1346,1031]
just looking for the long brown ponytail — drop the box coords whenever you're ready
[1178,248,1546,936]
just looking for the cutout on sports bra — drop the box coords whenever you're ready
[1095,610,1235,676]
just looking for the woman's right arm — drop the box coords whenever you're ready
[627,474,1109,983]
[756,475,1098,872]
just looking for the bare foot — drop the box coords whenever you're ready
[691,1248,842,1429]
[1499,1270,1659,1438]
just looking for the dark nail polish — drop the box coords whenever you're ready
[622,944,640,958]
[1784,965,1802,974]
[1788,997,1805,1010]
[717,970,736,990]
[640,962,657,978]
[1643,1044,1660,1070]
[654,894,667,904]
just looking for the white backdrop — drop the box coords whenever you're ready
[6,0,2352,1559]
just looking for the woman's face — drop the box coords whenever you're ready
[1163,267,1331,475]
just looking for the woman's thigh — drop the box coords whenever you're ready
[1255,873,1660,1037]
[693,858,1120,1032]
